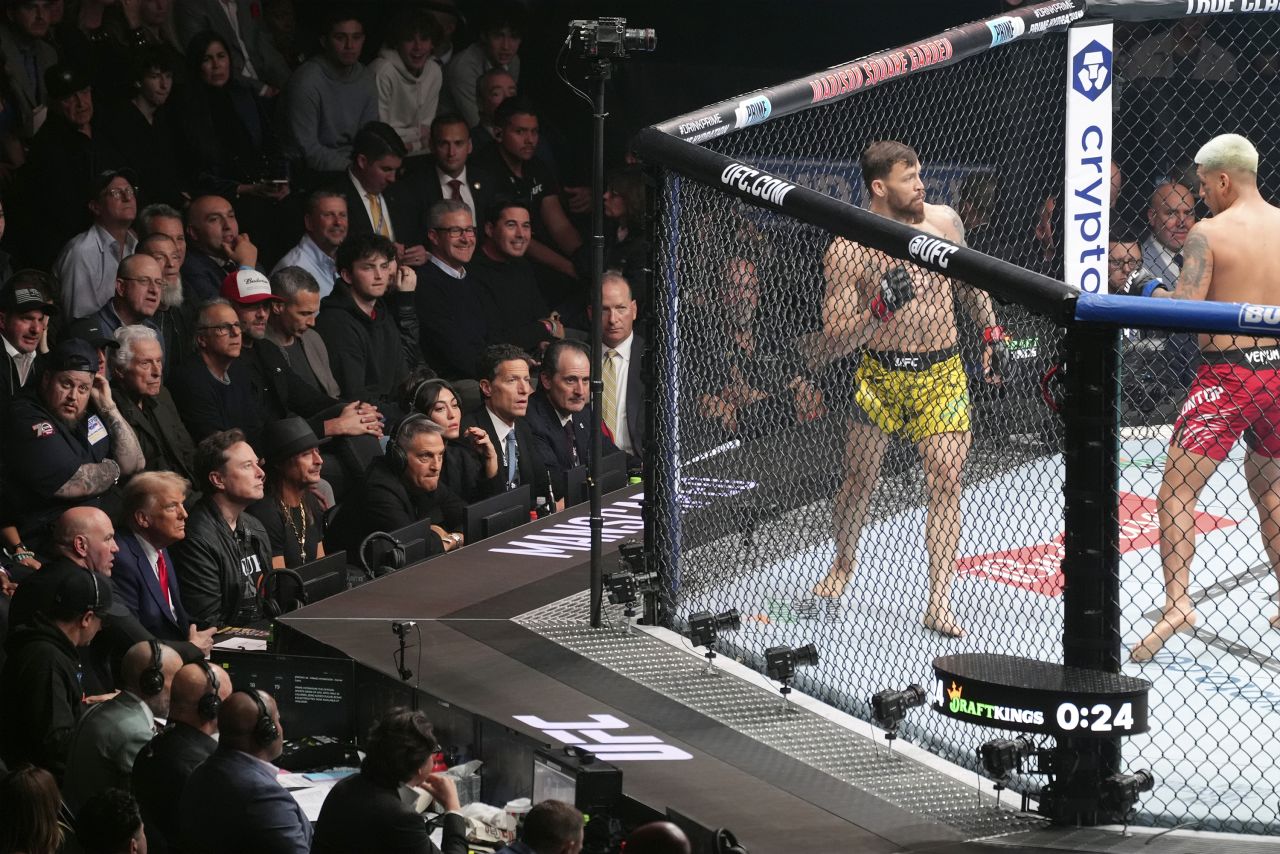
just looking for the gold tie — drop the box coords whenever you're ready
[368,193,389,237]
[601,349,620,438]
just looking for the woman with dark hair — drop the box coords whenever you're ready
[398,372,502,504]
[311,708,467,854]
[175,31,289,203]
[0,765,66,854]
[602,165,649,305]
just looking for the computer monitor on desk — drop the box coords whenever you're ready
[210,651,356,742]
[464,484,531,545]
[553,465,589,508]
[597,450,628,495]
[295,551,348,604]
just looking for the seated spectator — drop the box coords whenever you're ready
[248,417,328,568]
[0,193,14,283]
[92,253,165,344]
[444,1,524,129]
[460,343,551,504]
[527,340,618,480]
[10,63,98,270]
[473,98,582,302]
[175,32,289,218]
[470,198,562,353]
[71,788,147,854]
[139,203,188,276]
[137,233,194,374]
[0,0,58,138]
[0,564,109,776]
[54,170,141,320]
[110,325,198,483]
[0,275,54,417]
[598,273,645,469]
[415,199,488,380]
[311,707,466,854]
[133,660,234,854]
[97,46,183,210]
[178,690,312,854]
[1108,234,1143,295]
[421,112,495,222]
[174,0,290,95]
[171,429,271,628]
[1126,18,1238,83]
[316,233,414,419]
[602,165,649,304]
[278,7,376,177]
[265,266,342,398]
[271,191,348,298]
[168,299,263,445]
[495,800,583,854]
[261,0,303,70]
[369,7,443,159]
[112,471,209,647]
[399,373,500,503]
[180,194,262,303]
[428,1,459,65]
[62,639,182,811]
[328,417,465,556]
[624,822,692,854]
[0,765,64,854]
[3,339,144,556]
[471,66,515,152]
[333,121,426,268]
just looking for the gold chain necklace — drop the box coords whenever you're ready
[280,497,307,555]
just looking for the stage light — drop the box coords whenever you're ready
[870,684,926,743]
[764,644,819,683]
[979,736,1035,779]
[687,610,741,648]
[1100,770,1155,816]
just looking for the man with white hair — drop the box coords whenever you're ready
[1131,134,1280,661]
[111,324,199,485]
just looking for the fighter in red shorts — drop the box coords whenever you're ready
[1131,134,1280,662]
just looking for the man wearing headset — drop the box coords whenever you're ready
[134,660,235,854]
[179,688,312,854]
[62,638,182,811]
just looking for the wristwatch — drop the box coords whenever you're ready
[449,533,463,547]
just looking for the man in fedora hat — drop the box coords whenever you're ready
[248,417,329,568]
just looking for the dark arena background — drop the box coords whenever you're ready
[633,0,1280,838]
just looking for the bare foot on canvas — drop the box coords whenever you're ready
[1129,607,1198,663]
[923,608,965,638]
[812,564,852,599]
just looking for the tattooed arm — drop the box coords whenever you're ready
[91,374,145,476]
[1160,228,1213,301]
[53,459,121,499]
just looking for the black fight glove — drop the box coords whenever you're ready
[869,265,915,322]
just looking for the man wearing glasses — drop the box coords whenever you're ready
[169,300,264,446]
[414,198,490,380]
[92,254,166,351]
[54,170,141,319]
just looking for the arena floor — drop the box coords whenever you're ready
[677,433,1280,833]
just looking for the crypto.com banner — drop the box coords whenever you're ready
[1063,22,1114,293]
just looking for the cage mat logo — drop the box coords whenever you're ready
[956,492,1236,596]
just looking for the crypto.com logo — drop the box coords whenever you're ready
[1071,40,1113,101]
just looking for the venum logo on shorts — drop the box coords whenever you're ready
[907,234,958,269]
[1071,40,1113,101]
[1239,303,1280,332]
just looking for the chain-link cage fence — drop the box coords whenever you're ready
[640,1,1280,837]
[1112,13,1280,834]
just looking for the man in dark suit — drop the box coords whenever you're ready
[112,472,210,650]
[414,199,490,380]
[334,122,427,269]
[134,660,234,854]
[459,344,550,508]
[109,324,199,485]
[599,272,645,471]
[527,340,616,480]
[412,113,496,222]
[178,689,312,854]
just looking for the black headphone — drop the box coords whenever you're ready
[408,377,449,415]
[55,568,105,614]
[714,828,748,854]
[240,689,279,747]
[197,660,222,722]
[359,531,405,580]
[258,568,307,618]
[385,412,433,475]
[138,638,165,697]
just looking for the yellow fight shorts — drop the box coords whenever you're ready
[853,348,970,443]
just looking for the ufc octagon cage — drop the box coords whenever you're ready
[632,0,1280,835]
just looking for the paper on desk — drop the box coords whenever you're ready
[276,772,313,789]
[289,780,337,821]
[213,637,267,651]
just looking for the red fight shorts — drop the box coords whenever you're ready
[1172,347,1280,461]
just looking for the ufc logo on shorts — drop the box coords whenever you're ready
[513,714,693,761]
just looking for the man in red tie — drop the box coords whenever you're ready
[110,471,212,651]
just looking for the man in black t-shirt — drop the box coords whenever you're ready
[248,417,327,569]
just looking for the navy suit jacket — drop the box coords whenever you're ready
[111,531,191,644]
[622,334,646,467]
[179,746,313,854]
[459,407,550,506]
[525,391,617,475]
